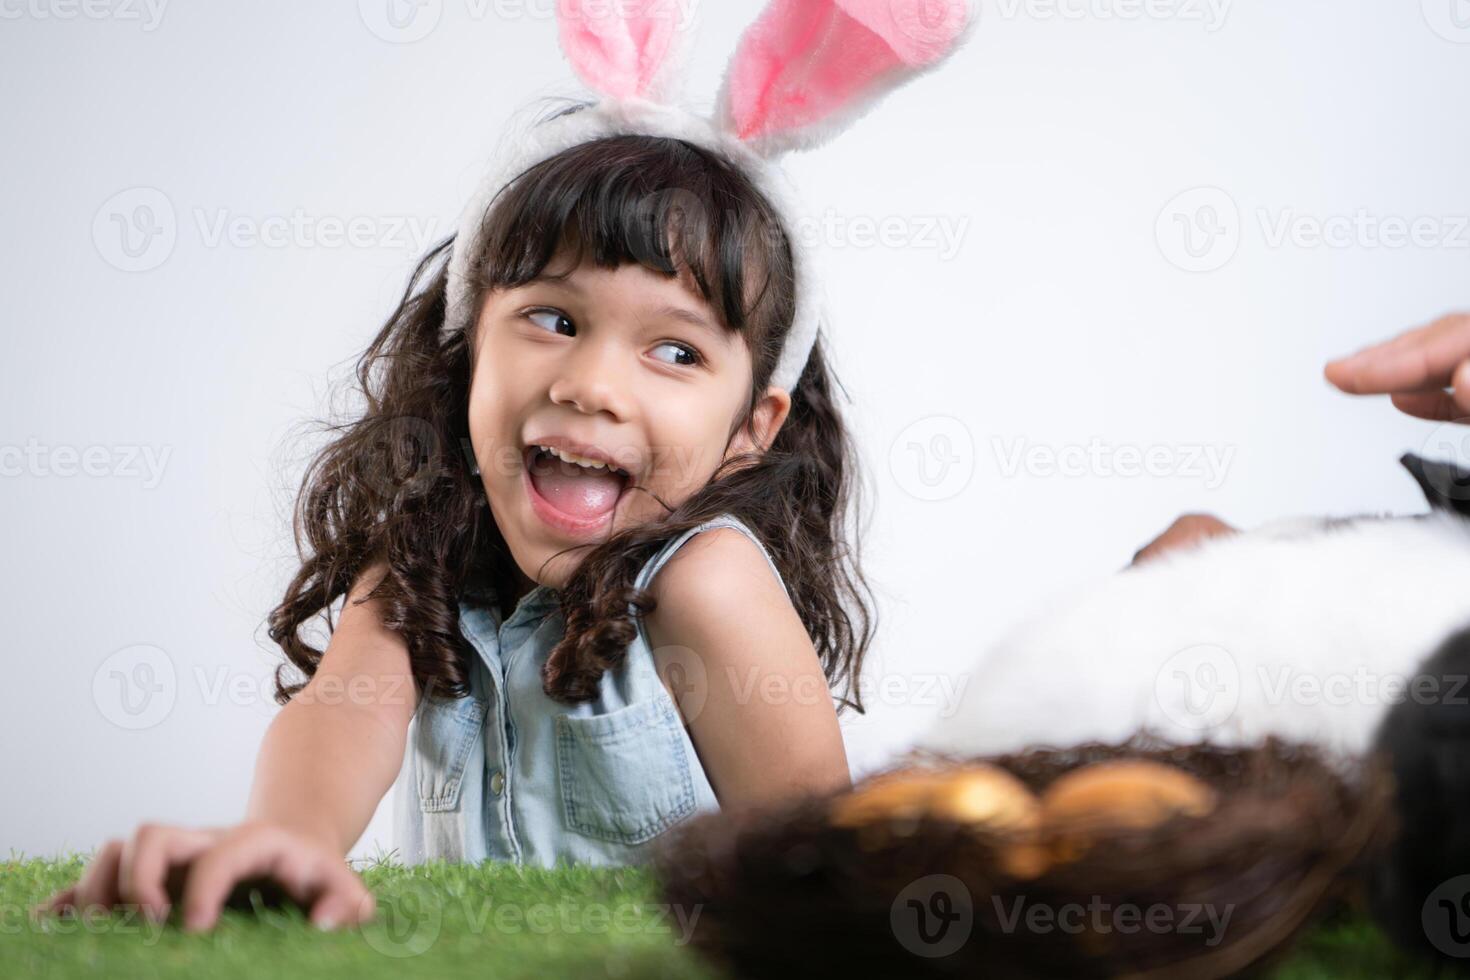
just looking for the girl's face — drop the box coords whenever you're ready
[467,246,791,592]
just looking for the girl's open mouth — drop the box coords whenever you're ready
[522,444,632,535]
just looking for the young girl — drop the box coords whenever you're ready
[41,0,977,932]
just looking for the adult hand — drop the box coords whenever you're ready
[1324,313,1470,422]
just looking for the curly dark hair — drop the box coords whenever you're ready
[268,101,876,713]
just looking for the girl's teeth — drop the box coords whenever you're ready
[537,445,618,473]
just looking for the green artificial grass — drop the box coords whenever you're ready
[0,854,1447,979]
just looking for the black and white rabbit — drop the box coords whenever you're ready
[916,452,1470,964]
[919,453,1470,759]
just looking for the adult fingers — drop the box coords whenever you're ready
[1382,360,1470,422]
[1325,314,1470,395]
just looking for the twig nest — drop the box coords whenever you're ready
[654,738,1393,980]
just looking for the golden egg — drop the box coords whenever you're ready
[1039,759,1219,863]
[927,764,1048,879]
[828,763,1049,879]
[925,764,1040,829]
[828,768,953,828]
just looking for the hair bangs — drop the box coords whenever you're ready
[469,132,794,378]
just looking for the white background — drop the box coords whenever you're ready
[3,0,1468,861]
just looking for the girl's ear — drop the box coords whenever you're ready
[731,386,793,458]
[556,0,698,102]
[713,0,976,158]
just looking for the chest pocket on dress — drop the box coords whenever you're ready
[415,694,486,812]
[554,693,698,845]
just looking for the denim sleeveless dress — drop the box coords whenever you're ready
[391,513,791,867]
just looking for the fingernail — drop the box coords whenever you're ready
[314,913,338,931]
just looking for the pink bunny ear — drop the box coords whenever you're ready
[556,0,695,102]
[715,0,975,157]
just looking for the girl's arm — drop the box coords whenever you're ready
[643,528,851,814]
[245,561,418,853]
[40,563,416,931]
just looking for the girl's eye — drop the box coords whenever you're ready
[525,309,575,336]
[650,341,701,368]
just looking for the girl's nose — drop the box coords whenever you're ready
[546,338,634,421]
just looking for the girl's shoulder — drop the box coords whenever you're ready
[633,513,790,604]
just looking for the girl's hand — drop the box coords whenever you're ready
[1325,313,1470,422]
[1130,513,1239,566]
[36,821,375,932]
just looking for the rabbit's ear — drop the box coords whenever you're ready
[714,0,975,157]
[557,0,696,102]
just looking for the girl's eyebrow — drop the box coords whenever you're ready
[653,304,722,340]
[527,272,579,290]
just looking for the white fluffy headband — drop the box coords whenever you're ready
[442,0,977,392]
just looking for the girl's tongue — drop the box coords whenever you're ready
[527,448,627,519]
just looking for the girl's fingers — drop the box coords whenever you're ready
[178,827,295,932]
[306,862,377,930]
[179,825,366,932]
[37,885,77,917]
[1326,314,1470,395]
[117,825,216,923]
[71,839,126,911]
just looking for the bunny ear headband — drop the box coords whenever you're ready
[442,0,976,393]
